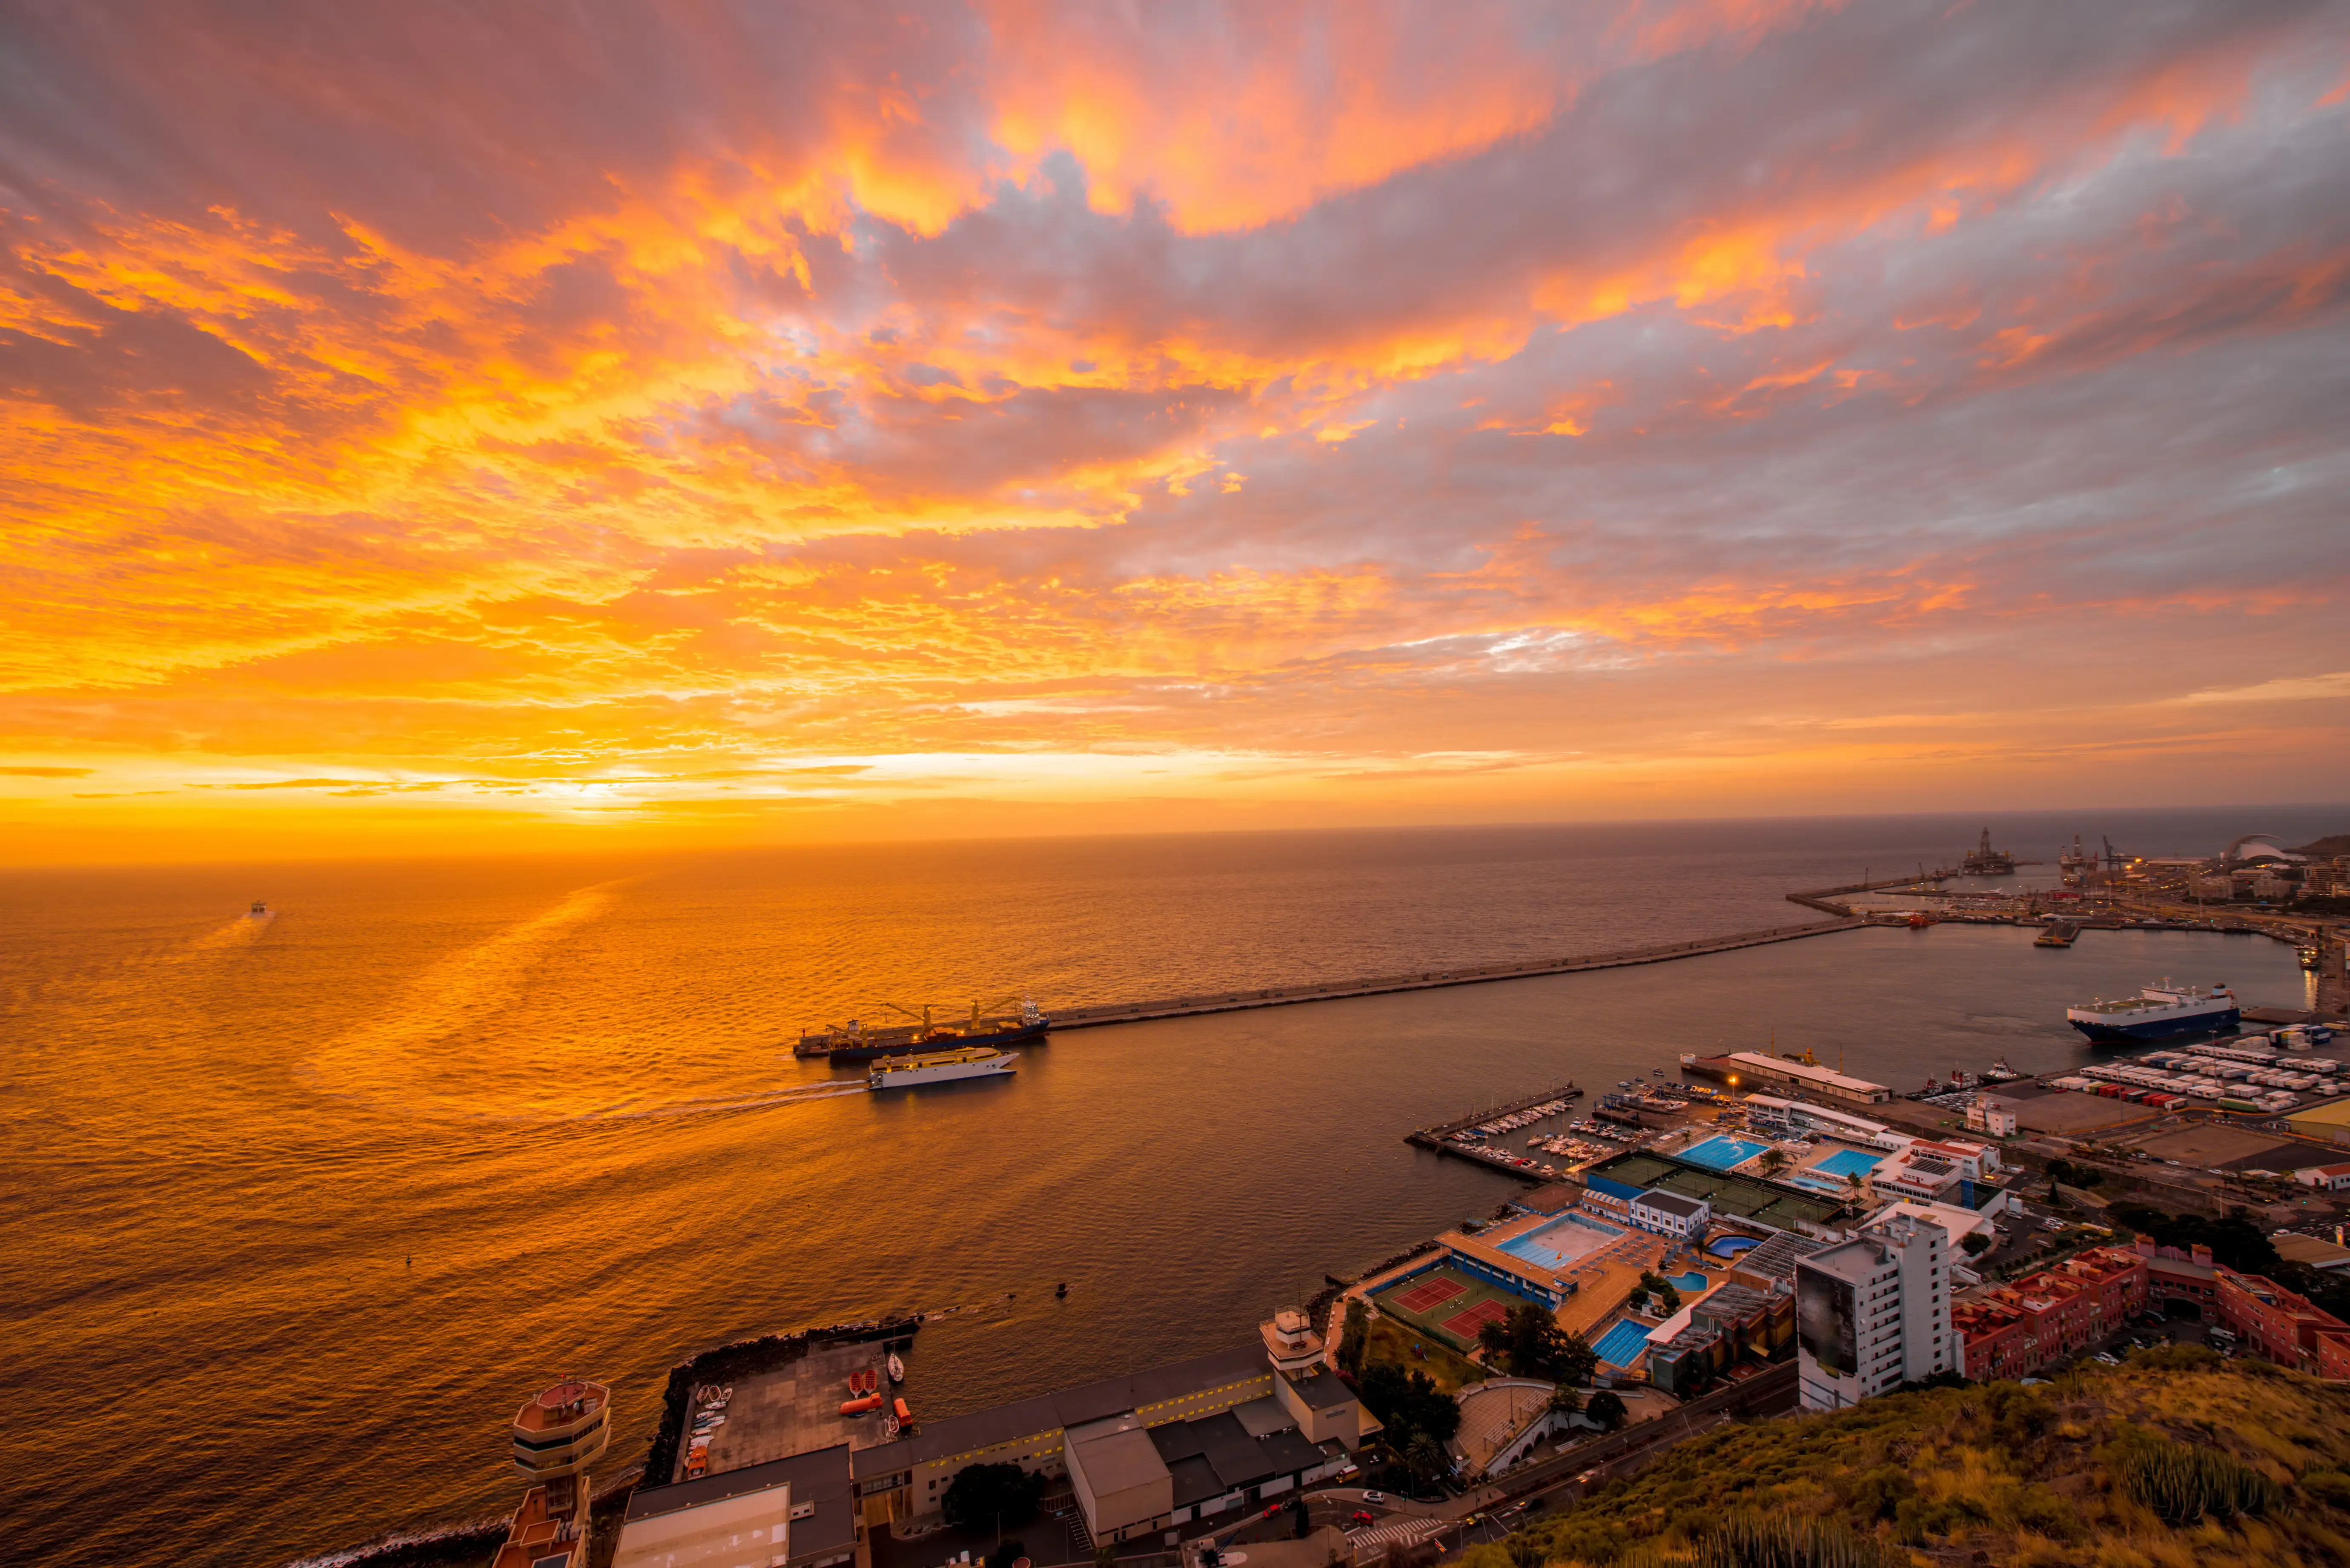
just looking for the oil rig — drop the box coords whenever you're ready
[1960,826,2016,876]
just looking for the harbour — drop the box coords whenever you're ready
[9,811,2347,1568]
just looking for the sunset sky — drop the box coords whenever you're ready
[5,0,2348,861]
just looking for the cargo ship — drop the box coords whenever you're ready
[2066,981,2238,1044]
[798,996,1046,1061]
[868,1046,1017,1090]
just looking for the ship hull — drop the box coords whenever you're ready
[2069,1008,2239,1044]
[814,1017,1049,1062]
[868,1051,1018,1089]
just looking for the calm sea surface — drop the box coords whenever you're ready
[0,809,2338,1567]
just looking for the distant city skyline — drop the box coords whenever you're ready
[4,1,2347,861]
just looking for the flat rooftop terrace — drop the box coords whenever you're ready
[687,1337,897,1483]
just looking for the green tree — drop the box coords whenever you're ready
[1546,1385,1582,1416]
[2109,1202,2280,1273]
[1759,1147,1790,1176]
[1477,1316,1511,1361]
[1960,1230,1993,1257]
[1627,1284,1651,1313]
[1657,1281,1682,1314]
[983,1541,1026,1568]
[1338,1299,1370,1375]
[943,1463,1043,1534]
[1584,1390,1627,1431]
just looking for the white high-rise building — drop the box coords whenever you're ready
[1795,1212,1953,1411]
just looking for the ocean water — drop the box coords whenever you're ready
[0,808,2336,1567]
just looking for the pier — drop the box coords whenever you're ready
[1402,1082,1587,1179]
[1783,870,1952,917]
[1046,915,1866,1031]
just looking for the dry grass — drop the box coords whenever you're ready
[1502,1353,2350,1568]
[1360,1309,1483,1393]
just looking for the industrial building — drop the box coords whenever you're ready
[1700,1052,1891,1107]
[1795,1213,1953,1410]
[842,1317,1373,1546]
[613,1445,861,1568]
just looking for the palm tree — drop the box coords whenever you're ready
[1405,1432,1447,1490]
[1759,1147,1790,1177]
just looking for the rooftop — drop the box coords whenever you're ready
[849,1344,1267,1481]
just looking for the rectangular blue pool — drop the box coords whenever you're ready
[1814,1148,1882,1178]
[1592,1319,1653,1367]
[1680,1134,1768,1171]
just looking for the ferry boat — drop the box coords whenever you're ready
[800,996,1046,1061]
[2066,981,2238,1044]
[868,1045,1017,1090]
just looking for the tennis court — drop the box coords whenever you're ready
[1390,1275,1466,1314]
[1373,1264,1524,1352]
[1440,1298,1512,1340]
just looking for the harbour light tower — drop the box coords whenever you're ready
[490,1377,611,1568]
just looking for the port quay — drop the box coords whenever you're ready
[1045,867,2340,1033]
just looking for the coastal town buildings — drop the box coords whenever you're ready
[1795,1213,1953,1410]
[1626,1189,1711,1239]
[1951,1248,2148,1382]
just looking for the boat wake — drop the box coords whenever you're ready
[296,881,632,1117]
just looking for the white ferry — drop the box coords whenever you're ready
[868,1045,1017,1090]
[2066,980,2238,1044]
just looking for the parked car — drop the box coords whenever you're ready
[1361,1491,1386,1506]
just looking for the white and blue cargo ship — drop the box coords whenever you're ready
[2067,980,2238,1044]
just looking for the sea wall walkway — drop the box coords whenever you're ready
[1048,915,1868,1032]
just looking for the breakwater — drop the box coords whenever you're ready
[1049,916,1867,1030]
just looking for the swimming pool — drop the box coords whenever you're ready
[1667,1271,1708,1293]
[1680,1135,1768,1171]
[1814,1149,1882,1178]
[1592,1319,1653,1367]
[1706,1235,1760,1258]
[1494,1210,1624,1270]
[1786,1173,1853,1196]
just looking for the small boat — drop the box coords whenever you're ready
[1984,1056,2020,1082]
[886,1353,905,1384]
[839,1393,883,1416]
[1055,1281,1068,1299]
[248,899,269,916]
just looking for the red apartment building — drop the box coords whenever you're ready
[2215,1270,2350,1377]
[1953,1247,2148,1382]
[1957,1237,2350,1382]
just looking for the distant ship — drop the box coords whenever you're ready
[2067,981,2238,1044]
[868,1046,1017,1090]
[248,899,270,916]
[799,996,1046,1061]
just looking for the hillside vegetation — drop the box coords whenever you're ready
[1469,1351,2350,1568]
